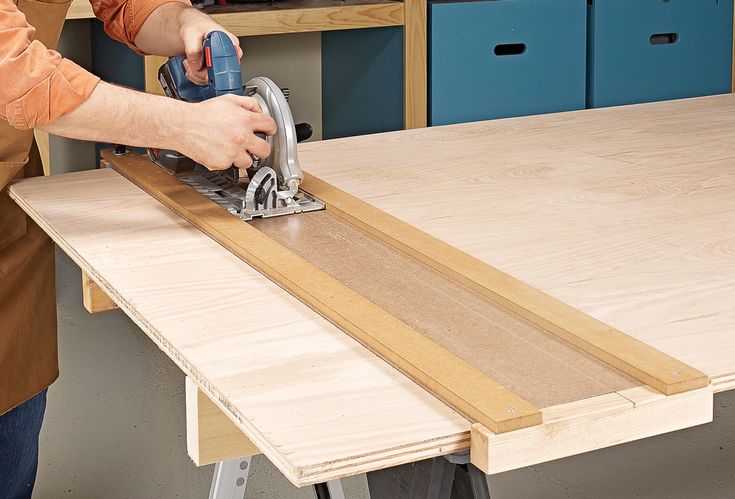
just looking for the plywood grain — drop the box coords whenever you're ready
[8,169,469,486]
[298,94,735,385]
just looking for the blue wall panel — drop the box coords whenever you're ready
[322,27,404,139]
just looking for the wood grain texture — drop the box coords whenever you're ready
[300,174,707,396]
[104,151,542,434]
[186,377,260,466]
[8,169,470,486]
[298,95,735,386]
[66,0,403,32]
[253,211,640,410]
[209,0,403,36]
[81,271,118,313]
[471,386,713,475]
[403,0,427,128]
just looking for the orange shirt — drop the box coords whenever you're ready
[0,0,187,130]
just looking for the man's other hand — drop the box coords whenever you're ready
[178,8,242,85]
[133,3,242,86]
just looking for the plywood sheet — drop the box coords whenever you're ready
[8,169,469,485]
[252,211,639,409]
[298,94,735,383]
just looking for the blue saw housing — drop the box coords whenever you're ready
[162,31,243,102]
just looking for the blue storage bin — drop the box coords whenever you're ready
[587,0,733,108]
[429,0,587,126]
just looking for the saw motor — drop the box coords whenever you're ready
[148,30,324,221]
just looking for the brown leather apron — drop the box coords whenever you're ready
[0,0,71,415]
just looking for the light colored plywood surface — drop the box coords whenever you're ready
[8,169,469,486]
[298,94,735,385]
[10,166,720,480]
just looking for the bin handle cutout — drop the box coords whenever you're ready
[494,43,527,56]
[650,33,678,45]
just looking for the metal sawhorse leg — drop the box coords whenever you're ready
[208,457,346,499]
[366,451,491,499]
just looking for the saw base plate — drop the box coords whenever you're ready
[179,170,325,221]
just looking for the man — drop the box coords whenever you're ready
[0,0,277,496]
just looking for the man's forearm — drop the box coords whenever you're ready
[133,2,190,57]
[38,81,188,151]
[38,81,276,170]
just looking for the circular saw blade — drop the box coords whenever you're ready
[245,167,280,211]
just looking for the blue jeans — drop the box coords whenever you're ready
[0,390,47,499]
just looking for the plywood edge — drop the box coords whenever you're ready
[211,2,404,37]
[712,371,735,393]
[185,377,260,466]
[470,386,713,475]
[102,150,541,434]
[300,172,709,396]
[81,271,119,313]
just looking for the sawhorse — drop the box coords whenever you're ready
[209,451,490,499]
[209,456,346,499]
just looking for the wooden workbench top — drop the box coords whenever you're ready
[10,96,728,484]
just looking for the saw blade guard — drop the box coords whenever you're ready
[247,76,303,199]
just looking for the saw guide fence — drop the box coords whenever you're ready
[10,95,733,485]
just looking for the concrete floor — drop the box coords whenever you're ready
[34,251,735,498]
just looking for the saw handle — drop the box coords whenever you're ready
[159,31,243,102]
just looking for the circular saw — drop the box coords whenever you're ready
[149,30,324,221]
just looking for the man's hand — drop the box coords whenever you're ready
[134,3,243,85]
[177,8,242,85]
[181,94,276,170]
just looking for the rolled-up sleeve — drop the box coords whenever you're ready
[93,0,189,54]
[0,0,100,129]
